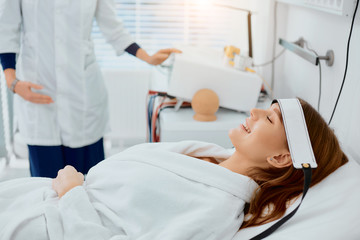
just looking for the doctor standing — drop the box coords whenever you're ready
[0,0,181,178]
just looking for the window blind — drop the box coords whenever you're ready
[92,0,250,69]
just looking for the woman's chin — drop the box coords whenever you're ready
[228,128,235,136]
[229,126,241,135]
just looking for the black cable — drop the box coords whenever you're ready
[317,61,322,112]
[250,166,312,240]
[328,0,359,125]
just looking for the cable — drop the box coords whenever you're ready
[252,49,285,67]
[250,166,312,240]
[246,68,274,99]
[317,61,322,112]
[257,73,274,99]
[151,97,166,141]
[328,0,359,125]
[147,93,192,142]
[146,91,169,142]
[147,94,156,142]
[253,39,303,77]
[156,105,176,142]
[271,1,278,92]
[303,41,322,112]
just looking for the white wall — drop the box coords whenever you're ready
[102,69,151,151]
[103,1,360,161]
[266,1,360,162]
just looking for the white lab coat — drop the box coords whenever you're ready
[0,0,134,147]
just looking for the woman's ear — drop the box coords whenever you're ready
[267,153,292,168]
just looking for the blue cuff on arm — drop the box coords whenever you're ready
[125,43,141,57]
[0,53,16,70]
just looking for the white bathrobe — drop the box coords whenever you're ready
[0,141,258,240]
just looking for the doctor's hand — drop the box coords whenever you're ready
[147,48,182,65]
[52,165,84,199]
[136,48,182,66]
[14,80,54,104]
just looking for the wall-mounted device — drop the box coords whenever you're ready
[279,38,334,66]
[277,0,356,17]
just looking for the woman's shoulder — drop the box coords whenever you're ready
[123,141,232,159]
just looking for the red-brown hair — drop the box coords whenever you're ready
[241,98,348,228]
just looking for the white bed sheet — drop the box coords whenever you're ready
[233,159,360,239]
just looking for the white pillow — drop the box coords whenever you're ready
[233,159,360,240]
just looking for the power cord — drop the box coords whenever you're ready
[271,1,278,91]
[316,61,322,112]
[253,36,306,67]
[303,41,322,112]
[252,49,285,67]
[328,0,359,125]
[246,68,274,99]
[146,91,191,142]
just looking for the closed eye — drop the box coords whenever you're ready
[267,116,273,123]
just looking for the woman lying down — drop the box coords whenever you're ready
[0,98,348,240]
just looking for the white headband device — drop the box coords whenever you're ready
[251,98,317,240]
[276,99,317,169]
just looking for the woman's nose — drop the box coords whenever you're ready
[250,108,265,120]
[250,108,258,120]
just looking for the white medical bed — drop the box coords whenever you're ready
[233,154,360,239]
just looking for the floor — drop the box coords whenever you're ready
[0,157,30,182]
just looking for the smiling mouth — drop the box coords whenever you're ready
[241,123,251,133]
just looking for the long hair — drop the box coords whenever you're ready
[241,98,348,229]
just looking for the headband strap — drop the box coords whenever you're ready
[250,98,317,239]
[274,99,317,169]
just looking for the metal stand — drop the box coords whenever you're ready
[279,38,334,66]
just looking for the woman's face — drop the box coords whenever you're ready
[229,103,289,167]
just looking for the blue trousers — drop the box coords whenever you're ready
[28,138,105,178]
